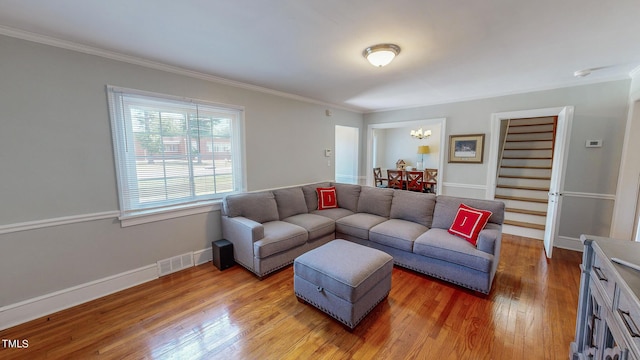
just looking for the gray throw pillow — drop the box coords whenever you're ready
[357,186,394,217]
[273,187,309,219]
[390,191,436,227]
[224,191,279,223]
[332,183,361,212]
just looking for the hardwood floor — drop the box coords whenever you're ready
[0,235,582,359]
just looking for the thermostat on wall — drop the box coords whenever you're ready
[586,139,602,148]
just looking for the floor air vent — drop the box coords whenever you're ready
[157,252,194,277]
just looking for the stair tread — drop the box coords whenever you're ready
[504,147,553,151]
[508,122,555,127]
[505,207,547,216]
[505,139,553,142]
[497,185,549,191]
[504,220,546,230]
[495,195,548,203]
[500,165,552,169]
[508,130,555,135]
[502,156,552,160]
[498,175,551,180]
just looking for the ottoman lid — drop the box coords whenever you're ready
[294,240,393,303]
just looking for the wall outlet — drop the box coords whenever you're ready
[325,149,332,157]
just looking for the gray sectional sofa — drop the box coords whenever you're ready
[221,182,505,294]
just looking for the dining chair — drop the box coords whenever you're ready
[424,168,438,193]
[387,169,404,189]
[406,171,425,192]
[373,167,387,188]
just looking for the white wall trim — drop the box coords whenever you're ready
[441,182,488,191]
[562,191,616,201]
[0,264,158,331]
[120,202,222,227]
[0,211,119,235]
[556,236,583,252]
[194,247,213,266]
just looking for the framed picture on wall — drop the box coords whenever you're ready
[448,134,485,163]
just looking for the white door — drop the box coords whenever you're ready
[543,107,573,258]
[335,125,359,184]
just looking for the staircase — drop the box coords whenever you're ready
[495,117,557,239]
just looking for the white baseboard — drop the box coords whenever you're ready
[194,247,213,265]
[0,264,157,331]
[556,236,583,252]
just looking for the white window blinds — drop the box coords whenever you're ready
[107,86,244,217]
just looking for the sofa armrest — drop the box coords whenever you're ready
[221,216,265,270]
[476,226,501,255]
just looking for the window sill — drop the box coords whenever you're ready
[119,201,222,227]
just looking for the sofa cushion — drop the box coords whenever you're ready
[448,203,492,246]
[413,228,493,273]
[357,186,394,217]
[253,221,308,259]
[224,191,279,223]
[432,195,505,229]
[332,183,361,212]
[273,187,308,220]
[336,213,388,239]
[302,182,331,211]
[370,219,428,252]
[390,191,436,227]
[312,208,354,221]
[316,187,338,210]
[283,213,335,240]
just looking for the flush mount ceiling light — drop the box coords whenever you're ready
[363,44,401,67]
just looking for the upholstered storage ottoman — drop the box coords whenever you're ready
[293,239,393,330]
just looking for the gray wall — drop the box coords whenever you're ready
[364,80,630,241]
[0,35,362,306]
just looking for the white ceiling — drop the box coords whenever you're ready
[1,0,639,112]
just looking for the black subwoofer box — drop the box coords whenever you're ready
[212,239,235,271]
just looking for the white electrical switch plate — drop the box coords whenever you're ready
[586,139,602,148]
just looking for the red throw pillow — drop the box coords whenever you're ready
[448,204,493,246]
[316,187,338,210]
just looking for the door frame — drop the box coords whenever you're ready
[486,106,574,257]
[366,117,447,192]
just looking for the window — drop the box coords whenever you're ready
[107,86,244,221]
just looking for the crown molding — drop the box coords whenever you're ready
[0,25,363,113]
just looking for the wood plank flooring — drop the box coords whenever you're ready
[0,235,582,359]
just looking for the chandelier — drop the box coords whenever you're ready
[410,128,431,139]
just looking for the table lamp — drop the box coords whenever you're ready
[417,145,430,170]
